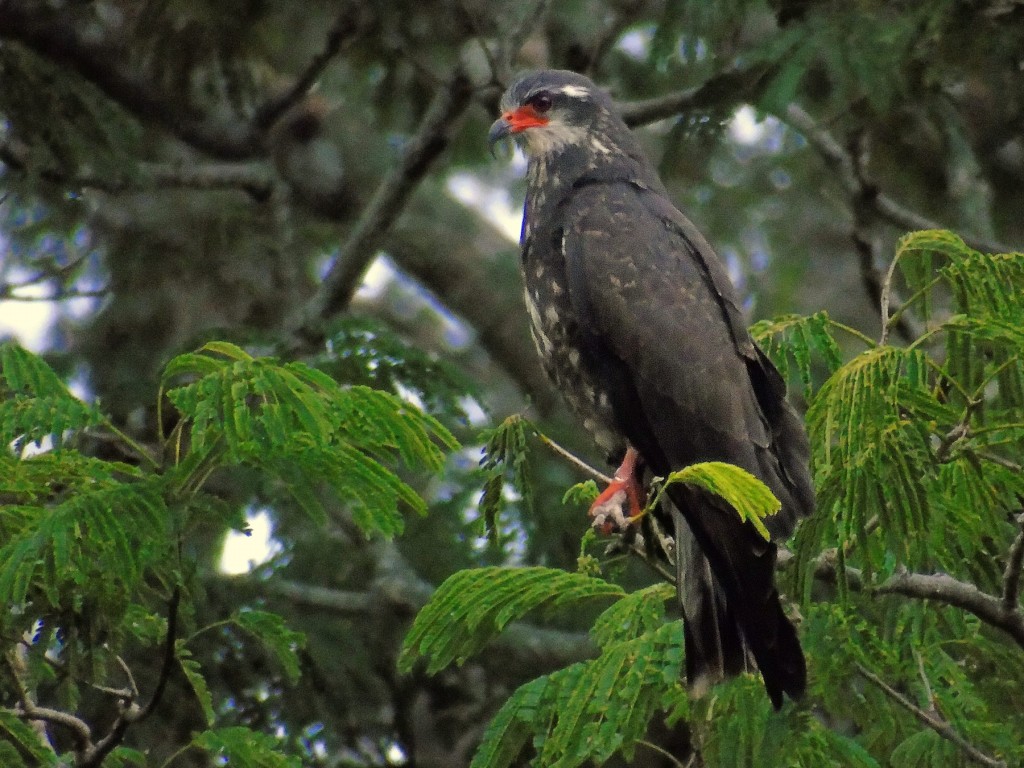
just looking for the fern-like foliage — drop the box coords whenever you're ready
[477,414,533,544]
[780,231,1024,595]
[0,342,104,450]
[400,452,784,764]
[0,338,459,767]
[190,727,302,768]
[163,341,457,536]
[399,567,624,674]
[406,231,1024,767]
[469,584,684,768]
[750,310,844,400]
[657,461,781,540]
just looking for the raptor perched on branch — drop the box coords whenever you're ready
[489,70,815,708]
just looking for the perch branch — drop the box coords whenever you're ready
[5,648,93,756]
[1003,514,1024,613]
[82,587,181,768]
[855,662,1006,767]
[291,68,473,336]
[783,105,1016,255]
[532,430,613,484]
[254,4,362,130]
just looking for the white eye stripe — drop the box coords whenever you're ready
[555,84,590,98]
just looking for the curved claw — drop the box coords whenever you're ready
[588,447,646,534]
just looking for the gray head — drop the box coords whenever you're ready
[488,70,625,159]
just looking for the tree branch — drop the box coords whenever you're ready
[1002,513,1024,613]
[875,570,1024,649]
[290,68,474,335]
[0,135,275,199]
[253,4,362,131]
[617,66,772,128]
[265,579,371,613]
[533,430,612,484]
[82,586,181,768]
[0,3,261,159]
[6,646,93,758]
[854,662,1007,767]
[783,105,1016,255]
[780,547,1024,648]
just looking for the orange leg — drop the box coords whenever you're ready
[588,446,646,534]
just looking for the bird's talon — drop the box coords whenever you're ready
[627,510,647,525]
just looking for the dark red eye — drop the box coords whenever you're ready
[528,91,553,113]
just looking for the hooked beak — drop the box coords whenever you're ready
[487,117,513,157]
[487,106,549,157]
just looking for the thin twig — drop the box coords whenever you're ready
[934,398,981,463]
[848,131,919,345]
[254,4,361,131]
[618,65,772,128]
[83,587,181,768]
[878,245,903,346]
[854,662,1006,767]
[1002,513,1024,613]
[913,648,937,715]
[0,286,109,301]
[290,68,473,336]
[976,451,1023,473]
[6,650,93,757]
[637,738,691,768]
[628,537,677,586]
[783,105,1016,256]
[497,0,553,84]
[533,431,613,484]
[115,654,140,701]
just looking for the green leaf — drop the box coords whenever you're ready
[177,642,215,726]
[233,609,306,684]
[540,623,685,767]
[163,344,458,538]
[0,709,58,767]
[470,676,552,768]
[399,567,623,674]
[590,582,674,650]
[661,461,781,540]
[478,415,534,537]
[0,480,171,610]
[561,480,598,507]
[0,342,73,398]
[751,310,844,398]
[192,727,301,768]
[103,747,148,767]
[471,622,686,768]
[0,343,105,447]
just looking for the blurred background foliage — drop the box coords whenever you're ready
[1,0,1023,765]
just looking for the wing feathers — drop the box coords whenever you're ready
[560,178,813,705]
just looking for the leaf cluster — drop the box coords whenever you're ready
[0,339,457,766]
[402,231,1024,767]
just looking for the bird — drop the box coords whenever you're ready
[488,69,815,709]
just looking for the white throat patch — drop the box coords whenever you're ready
[521,120,589,156]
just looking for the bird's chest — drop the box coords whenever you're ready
[520,231,623,456]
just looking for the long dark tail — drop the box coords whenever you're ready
[669,495,806,709]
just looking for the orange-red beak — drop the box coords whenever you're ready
[488,105,550,154]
